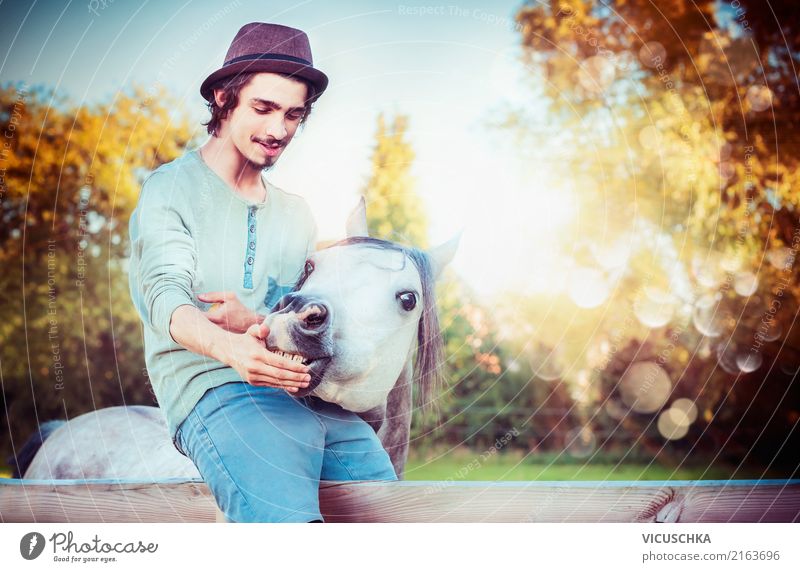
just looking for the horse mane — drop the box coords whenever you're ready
[302,236,445,411]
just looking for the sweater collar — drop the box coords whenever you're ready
[191,148,270,209]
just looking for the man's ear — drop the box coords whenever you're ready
[427,231,462,280]
[213,88,227,108]
[346,196,369,238]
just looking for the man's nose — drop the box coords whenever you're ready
[264,113,288,141]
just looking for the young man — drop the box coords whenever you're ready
[128,22,396,523]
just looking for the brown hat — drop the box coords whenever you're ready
[200,22,328,103]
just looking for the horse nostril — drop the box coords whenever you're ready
[299,302,328,329]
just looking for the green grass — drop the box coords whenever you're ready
[1,453,783,482]
[404,449,783,481]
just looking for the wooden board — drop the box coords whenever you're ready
[2,478,798,523]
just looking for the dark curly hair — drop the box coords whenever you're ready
[202,72,316,137]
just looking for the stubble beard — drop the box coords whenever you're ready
[245,138,281,171]
[241,141,276,171]
[246,156,273,171]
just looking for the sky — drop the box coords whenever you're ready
[0,0,570,298]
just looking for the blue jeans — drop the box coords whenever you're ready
[175,381,397,522]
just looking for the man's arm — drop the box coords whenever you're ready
[128,172,197,343]
[168,304,238,365]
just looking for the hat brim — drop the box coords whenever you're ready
[200,59,328,103]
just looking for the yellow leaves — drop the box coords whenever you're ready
[1,83,193,235]
[363,113,428,247]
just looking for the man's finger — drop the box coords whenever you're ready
[198,291,232,302]
[249,370,309,387]
[246,349,311,375]
[248,378,298,392]
[264,351,311,373]
[246,322,270,341]
[258,364,311,384]
[255,322,269,339]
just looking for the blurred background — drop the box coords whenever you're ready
[1,0,799,481]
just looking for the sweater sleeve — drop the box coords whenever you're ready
[128,171,197,344]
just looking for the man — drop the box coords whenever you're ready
[128,22,396,523]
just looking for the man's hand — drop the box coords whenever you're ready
[222,322,312,392]
[198,291,261,334]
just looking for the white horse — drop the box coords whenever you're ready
[13,198,459,480]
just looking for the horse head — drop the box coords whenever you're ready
[262,197,460,417]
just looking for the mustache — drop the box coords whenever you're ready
[252,137,284,148]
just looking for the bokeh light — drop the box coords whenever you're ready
[658,408,691,440]
[619,361,672,413]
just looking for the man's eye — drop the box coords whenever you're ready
[287,113,303,122]
[254,108,270,114]
[397,291,417,311]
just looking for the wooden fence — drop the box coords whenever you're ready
[2,478,799,522]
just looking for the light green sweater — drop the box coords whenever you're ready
[127,148,317,445]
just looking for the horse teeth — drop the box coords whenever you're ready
[269,348,307,363]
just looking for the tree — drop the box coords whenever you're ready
[515,0,799,271]
[501,1,800,469]
[362,113,429,247]
[0,83,195,467]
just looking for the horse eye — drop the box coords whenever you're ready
[304,260,314,275]
[397,291,417,311]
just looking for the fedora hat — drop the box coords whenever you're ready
[200,22,328,103]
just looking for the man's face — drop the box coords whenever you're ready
[215,72,308,169]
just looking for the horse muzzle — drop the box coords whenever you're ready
[265,292,335,397]
[272,293,331,333]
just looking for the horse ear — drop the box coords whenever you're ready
[346,196,369,238]
[427,230,462,280]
